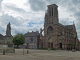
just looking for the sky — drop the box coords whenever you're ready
[0,0,80,40]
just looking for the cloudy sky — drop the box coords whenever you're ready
[0,0,80,40]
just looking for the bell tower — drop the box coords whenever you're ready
[44,4,59,36]
[44,4,59,25]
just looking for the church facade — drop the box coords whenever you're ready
[39,4,79,50]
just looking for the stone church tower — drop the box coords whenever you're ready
[39,4,79,50]
[44,4,58,36]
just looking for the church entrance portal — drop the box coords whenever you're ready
[48,37,53,48]
[60,43,62,48]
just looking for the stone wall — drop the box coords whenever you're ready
[0,36,15,53]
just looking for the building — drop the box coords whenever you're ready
[24,31,40,49]
[39,4,79,50]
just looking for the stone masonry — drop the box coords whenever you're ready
[39,4,79,50]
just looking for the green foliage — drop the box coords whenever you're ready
[39,48,56,50]
[39,48,48,50]
[51,48,55,50]
[71,43,76,46]
[48,44,50,48]
[13,33,25,46]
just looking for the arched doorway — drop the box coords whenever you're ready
[60,43,62,48]
[48,37,53,48]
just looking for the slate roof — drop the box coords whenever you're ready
[24,31,40,37]
[58,23,74,29]
[58,23,64,26]
[65,25,73,29]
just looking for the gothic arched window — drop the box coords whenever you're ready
[52,8,53,16]
[47,26,53,31]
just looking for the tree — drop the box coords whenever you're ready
[71,43,76,49]
[13,33,25,48]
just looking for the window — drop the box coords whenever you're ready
[30,40,33,43]
[34,40,36,43]
[29,45,31,47]
[3,45,7,47]
[26,40,29,43]
[8,44,13,47]
[32,45,33,48]
[49,7,51,17]
[34,45,36,48]
[52,8,53,16]
[29,37,33,39]
[47,26,53,31]
[25,37,28,39]
[30,37,33,43]
[34,37,36,39]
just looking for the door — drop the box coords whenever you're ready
[60,43,62,48]
[51,43,53,48]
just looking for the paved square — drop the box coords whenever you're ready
[0,49,80,60]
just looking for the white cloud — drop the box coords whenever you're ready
[0,0,3,10]
[0,0,80,40]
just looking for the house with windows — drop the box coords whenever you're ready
[24,31,40,49]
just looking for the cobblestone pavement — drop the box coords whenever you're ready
[0,49,80,60]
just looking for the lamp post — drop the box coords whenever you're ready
[23,44,24,55]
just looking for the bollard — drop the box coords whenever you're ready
[27,50,29,54]
[3,50,5,55]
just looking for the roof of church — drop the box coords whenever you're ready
[58,23,74,29]
[58,23,64,26]
[65,25,73,29]
[24,31,40,37]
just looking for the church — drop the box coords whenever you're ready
[39,4,79,50]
